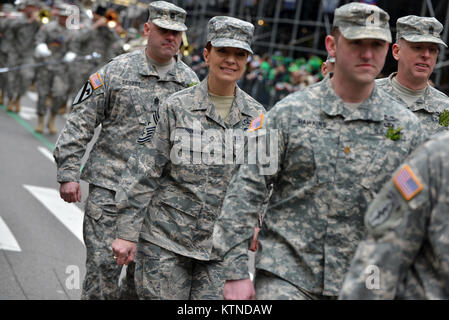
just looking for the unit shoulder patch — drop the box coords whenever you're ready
[73,81,94,105]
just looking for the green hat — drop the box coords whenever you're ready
[333,2,392,43]
[396,15,447,48]
[207,16,254,54]
[149,1,187,32]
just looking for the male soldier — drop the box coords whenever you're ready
[0,4,17,106]
[5,0,40,113]
[376,16,449,135]
[212,2,426,300]
[53,1,198,300]
[34,3,74,134]
[340,130,449,299]
[89,4,122,70]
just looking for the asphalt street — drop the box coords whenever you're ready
[0,89,256,300]
[0,91,88,300]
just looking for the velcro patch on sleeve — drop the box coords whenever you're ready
[248,114,264,132]
[89,73,103,90]
[393,165,423,201]
[73,81,93,105]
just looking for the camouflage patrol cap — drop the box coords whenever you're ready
[207,16,254,54]
[333,2,392,42]
[149,1,187,32]
[396,15,447,48]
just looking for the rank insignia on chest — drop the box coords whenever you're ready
[344,146,351,154]
[393,165,423,201]
[89,73,103,90]
[137,113,159,144]
[248,114,264,132]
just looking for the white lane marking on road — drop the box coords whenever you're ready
[0,216,22,252]
[38,146,55,163]
[23,185,84,245]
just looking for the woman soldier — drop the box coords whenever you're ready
[112,16,265,299]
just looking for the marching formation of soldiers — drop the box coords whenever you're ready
[0,0,145,133]
[2,0,449,300]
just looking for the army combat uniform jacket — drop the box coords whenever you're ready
[377,73,449,135]
[213,77,427,296]
[116,78,265,261]
[54,49,199,192]
[340,131,449,299]
[35,20,74,73]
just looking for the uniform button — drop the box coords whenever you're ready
[344,146,351,154]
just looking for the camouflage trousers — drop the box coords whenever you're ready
[255,269,337,300]
[134,239,225,300]
[35,66,69,116]
[7,52,35,99]
[81,184,138,300]
[0,51,9,99]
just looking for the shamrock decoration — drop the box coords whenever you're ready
[439,110,449,127]
[386,126,402,141]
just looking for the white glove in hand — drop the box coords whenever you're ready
[63,51,77,63]
[34,43,52,58]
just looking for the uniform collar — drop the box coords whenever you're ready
[191,77,259,128]
[385,72,437,113]
[319,77,385,122]
[138,49,190,85]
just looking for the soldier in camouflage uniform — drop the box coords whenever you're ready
[4,0,40,113]
[112,16,265,300]
[62,4,122,116]
[89,5,122,70]
[340,130,449,300]
[53,1,198,300]
[0,4,16,106]
[34,3,74,134]
[376,16,449,135]
[212,2,427,300]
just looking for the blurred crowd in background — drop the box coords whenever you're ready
[0,0,328,113]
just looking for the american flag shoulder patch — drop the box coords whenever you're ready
[89,73,103,90]
[393,165,423,201]
[248,114,264,132]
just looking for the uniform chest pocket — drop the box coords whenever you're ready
[309,130,339,184]
[132,92,160,125]
[349,135,408,193]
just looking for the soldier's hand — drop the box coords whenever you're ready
[223,279,255,300]
[112,238,136,266]
[59,181,82,203]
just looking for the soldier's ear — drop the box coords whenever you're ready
[203,47,210,66]
[392,43,400,61]
[325,35,337,61]
[144,22,151,36]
